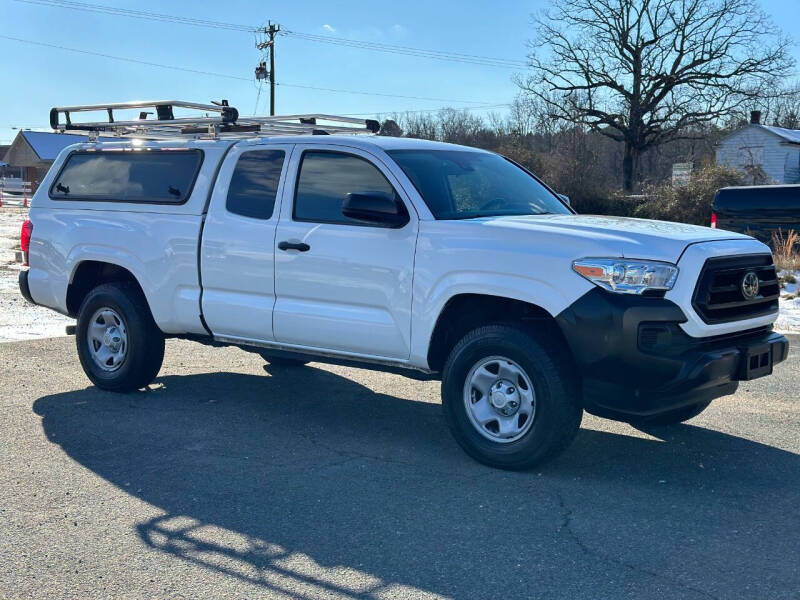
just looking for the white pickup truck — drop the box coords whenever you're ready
[19,108,789,469]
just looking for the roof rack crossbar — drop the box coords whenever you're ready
[49,100,378,138]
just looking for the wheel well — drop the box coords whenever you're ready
[66,261,144,317]
[426,294,570,373]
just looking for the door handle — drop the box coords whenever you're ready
[278,240,310,252]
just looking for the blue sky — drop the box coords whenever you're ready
[1,0,799,144]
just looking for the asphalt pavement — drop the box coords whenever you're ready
[1,335,798,599]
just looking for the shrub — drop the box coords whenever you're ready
[771,229,799,273]
[633,164,744,225]
[570,192,639,217]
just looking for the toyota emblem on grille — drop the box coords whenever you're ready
[741,271,760,300]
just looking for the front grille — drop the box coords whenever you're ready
[692,254,779,324]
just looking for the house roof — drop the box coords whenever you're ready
[20,131,117,161]
[758,125,800,144]
[3,130,116,167]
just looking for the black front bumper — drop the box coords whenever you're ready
[556,288,789,420]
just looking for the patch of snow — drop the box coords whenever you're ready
[775,269,800,334]
[777,270,798,295]
[0,207,74,343]
[775,297,800,333]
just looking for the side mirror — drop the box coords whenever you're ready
[342,192,409,228]
[558,193,570,206]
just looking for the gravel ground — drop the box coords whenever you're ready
[0,336,797,599]
[0,207,73,342]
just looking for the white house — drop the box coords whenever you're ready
[716,111,800,184]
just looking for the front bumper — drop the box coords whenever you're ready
[556,288,789,420]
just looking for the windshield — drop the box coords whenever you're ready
[387,149,570,220]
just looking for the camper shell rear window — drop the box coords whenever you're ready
[714,185,800,211]
[49,149,203,204]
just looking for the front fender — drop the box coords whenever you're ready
[409,270,593,368]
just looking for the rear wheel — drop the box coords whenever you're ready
[76,282,164,392]
[442,324,582,470]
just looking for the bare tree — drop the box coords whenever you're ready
[378,119,403,137]
[518,0,796,190]
[762,88,800,129]
[400,112,438,140]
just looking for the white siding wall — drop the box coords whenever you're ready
[716,125,800,184]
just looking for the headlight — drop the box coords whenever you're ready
[572,258,678,295]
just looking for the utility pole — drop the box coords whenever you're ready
[256,21,280,115]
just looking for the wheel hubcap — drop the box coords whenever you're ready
[490,380,520,416]
[463,356,536,443]
[87,308,128,372]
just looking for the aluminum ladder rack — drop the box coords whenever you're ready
[49,99,380,139]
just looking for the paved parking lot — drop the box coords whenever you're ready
[1,335,798,599]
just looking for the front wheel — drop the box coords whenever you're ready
[76,282,164,392]
[442,324,582,470]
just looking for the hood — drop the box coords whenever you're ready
[476,214,751,262]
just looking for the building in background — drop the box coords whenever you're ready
[2,131,114,192]
[0,144,23,180]
[716,111,800,185]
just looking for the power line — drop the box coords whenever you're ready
[0,35,250,80]
[282,31,525,68]
[11,0,256,31]
[342,103,511,117]
[284,32,525,66]
[0,35,498,105]
[11,0,526,69]
[276,82,489,104]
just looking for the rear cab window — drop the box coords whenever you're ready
[226,149,286,219]
[49,149,203,204]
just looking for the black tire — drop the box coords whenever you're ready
[76,282,165,392]
[442,324,582,470]
[259,353,309,367]
[634,401,711,426]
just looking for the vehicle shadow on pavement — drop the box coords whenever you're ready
[33,366,800,599]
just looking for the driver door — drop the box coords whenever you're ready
[273,145,418,360]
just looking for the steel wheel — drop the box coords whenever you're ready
[86,307,128,372]
[463,355,536,443]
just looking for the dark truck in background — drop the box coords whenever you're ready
[712,185,800,241]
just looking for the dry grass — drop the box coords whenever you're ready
[771,229,799,273]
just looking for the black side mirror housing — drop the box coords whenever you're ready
[342,192,409,228]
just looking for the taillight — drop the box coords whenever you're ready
[710,212,717,229]
[20,219,32,266]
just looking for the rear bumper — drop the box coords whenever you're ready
[556,288,789,420]
[18,269,36,305]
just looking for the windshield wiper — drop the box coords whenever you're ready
[454,211,554,220]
